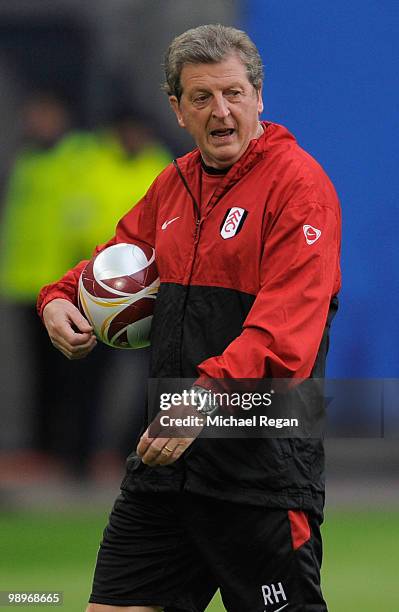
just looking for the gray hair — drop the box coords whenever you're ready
[164,24,264,100]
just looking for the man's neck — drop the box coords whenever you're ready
[200,157,231,175]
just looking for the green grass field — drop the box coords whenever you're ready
[0,509,397,610]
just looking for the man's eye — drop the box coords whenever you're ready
[226,90,241,98]
[193,95,209,105]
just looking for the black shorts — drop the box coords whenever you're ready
[89,490,327,611]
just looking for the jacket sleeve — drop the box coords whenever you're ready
[37,185,158,318]
[196,199,341,382]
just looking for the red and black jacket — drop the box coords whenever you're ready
[38,122,341,513]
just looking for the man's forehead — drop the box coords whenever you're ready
[180,55,250,90]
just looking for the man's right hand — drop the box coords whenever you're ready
[42,298,97,360]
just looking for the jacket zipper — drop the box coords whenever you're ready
[194,218,201,239]
[173,159,200,223]
[173,160,226,378]
[173,159,225,244]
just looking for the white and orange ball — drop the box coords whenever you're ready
[78,242,159,349]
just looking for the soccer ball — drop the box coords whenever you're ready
[78,242,159,349]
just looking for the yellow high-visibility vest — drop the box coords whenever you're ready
[0,130,170,302]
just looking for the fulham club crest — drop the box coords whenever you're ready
[220,207,248,239]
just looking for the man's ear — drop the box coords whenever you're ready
[169,96,185,128]
[256,84,264,115]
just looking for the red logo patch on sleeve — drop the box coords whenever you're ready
[303,224,321,245]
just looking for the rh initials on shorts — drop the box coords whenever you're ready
[262,581,288,608]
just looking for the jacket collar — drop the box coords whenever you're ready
[174,122,296,211]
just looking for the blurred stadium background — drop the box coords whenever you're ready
[0,1,398,610]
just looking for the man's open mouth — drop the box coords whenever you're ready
[210,128,235,137]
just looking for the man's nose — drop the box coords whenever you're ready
[211,94,230,119]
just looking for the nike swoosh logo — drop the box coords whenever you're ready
[274,604,288,612]
[161,216,180,230]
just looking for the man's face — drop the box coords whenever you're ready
[169,54,263,169]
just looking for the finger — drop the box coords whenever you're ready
[141,441,170,466]
[54,346,94,361]
[51,336,97,360]
[51,332,97,353]
[155,441,182,466]
[68,331,96,346]
[49,323,92,347]
[136,429,164,457]
[140,437,171,466]
[56,323,95,346]
[51,325,96,349]
[69,335,97,353]
[136,430,152,458]
[69,343,97,359]
[157,440,191,465]
[68,307,94,334]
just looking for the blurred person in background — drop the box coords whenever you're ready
[80,107,171,249]
[0,91,171,478]
[0,90,91,478]
[0,92,75,296]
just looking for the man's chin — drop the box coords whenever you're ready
[203,146,242,169]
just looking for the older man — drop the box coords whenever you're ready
[39,25,340,612]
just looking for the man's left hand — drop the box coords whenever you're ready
[136,403,204,466]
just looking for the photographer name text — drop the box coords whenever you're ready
[159,414,299,429]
